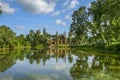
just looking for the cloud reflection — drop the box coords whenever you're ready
[0,75,13,80]
[55,63,67,71]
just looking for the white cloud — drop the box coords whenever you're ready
[51,10,61,16]
[51,0,79,16]
[55,19,66,26]
[63,0,70,6]
[0,1,15,14]
[37,24,48,29]
[68,0,79,9]
[17,0,56,14]
[65,15,72,21]
[15,25,24,29]
[51,9,66,16]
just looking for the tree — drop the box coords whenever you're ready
[42,28,48,44]
[25,29,49,46]
[26,29,35,46]
[0,6,2,14]
[0,10,2,14]
[88,0,107,44]
[68,0,120,48]
[35,30,42,45]
[69,6,89,44]
[0,25,16,48]
[89,0,120,45]
[17,34,30,47]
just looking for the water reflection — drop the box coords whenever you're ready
[25,49,73,65]
[0,49,120,80]
[0,50,25,72]
[0,48,73,71]
[70,50,120,80]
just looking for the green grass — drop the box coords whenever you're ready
[70,43,120,54]
[57,44,70,48]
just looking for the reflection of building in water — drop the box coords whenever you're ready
[49,31,67,45]
[48,49,68,63]
[48,49,66,54]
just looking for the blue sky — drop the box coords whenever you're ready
[0,0,93,35]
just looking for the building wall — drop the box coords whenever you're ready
[49,38,66,45]
[49,31,67,45]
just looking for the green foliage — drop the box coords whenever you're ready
[0,25,16,49]
[69,6,89,44]
[0,25,49,49]
[0,10,2,14]
[70,49,120,80]
[0,6,2,14]
[107,43,120,53]
[0,49,24,72]
[68,0,120,51]
[25,28,49,47]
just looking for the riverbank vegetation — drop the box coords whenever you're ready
[68,0,120,53]
[0,25,49,49]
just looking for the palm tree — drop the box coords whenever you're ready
[26,29,35,46]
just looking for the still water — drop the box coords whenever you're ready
[0,48,120,80]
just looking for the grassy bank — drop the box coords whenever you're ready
[57,44,70,48]
[0,44,48,51]
[0,46,31,50]
[70,43,120,54]
[31,44,48,50]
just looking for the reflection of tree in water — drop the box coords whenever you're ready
[26,49,73,65]
[68,51,73,63]
[0,48,74,72]
[70,51,120,80]
[26,50,50,65]
[0,49,25,72]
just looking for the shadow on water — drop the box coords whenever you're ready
[0,48,120,80]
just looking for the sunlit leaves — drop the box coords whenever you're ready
[69,0,120,46]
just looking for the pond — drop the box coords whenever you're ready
[0,48,120,80]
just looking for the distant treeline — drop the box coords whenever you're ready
[0,25,50,49]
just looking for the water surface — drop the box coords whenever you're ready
[0,49,120,80]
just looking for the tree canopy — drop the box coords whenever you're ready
[0,25,16,48]
[0,25,50,49]
[68,0,120,46]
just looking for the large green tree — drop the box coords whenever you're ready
[89,0,120,44]
[69,6,89,44]
[0,25,16,48]
[68,0,120,47]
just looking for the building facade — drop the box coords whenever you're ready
[49,31,67,45]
